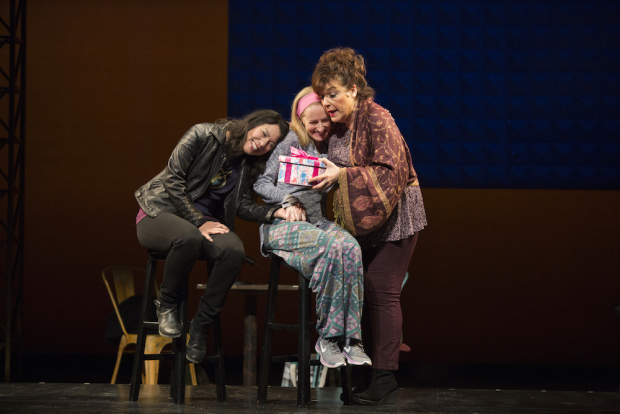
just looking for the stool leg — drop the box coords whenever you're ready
[170,351,177,399]
[297,274,311,408]
[213,313,226,402]
[172,277,189,405]
[243,294,258,386]
[129,256,157,401]
[339,364,352,405]
[257,257,281,404]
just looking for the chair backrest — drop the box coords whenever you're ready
[102,266,150,337]
[111,267,136,303]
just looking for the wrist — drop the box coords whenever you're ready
[268,207,280,221]
[281,193,300,209]
[337,167,343,183]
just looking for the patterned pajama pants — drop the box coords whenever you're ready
[262,219,364,340]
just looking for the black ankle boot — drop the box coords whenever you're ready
[352,369,398,405]
[352,365,372,394]
[186,320,209,364]
[154,299,181,338]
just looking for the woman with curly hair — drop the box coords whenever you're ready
[309,48,428,405]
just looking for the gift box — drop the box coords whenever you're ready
[278,155,326,187]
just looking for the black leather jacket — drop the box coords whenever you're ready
[134,123,278,231]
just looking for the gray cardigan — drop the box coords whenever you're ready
[253,130,328,225]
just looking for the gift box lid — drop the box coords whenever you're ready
[279,155,326,168]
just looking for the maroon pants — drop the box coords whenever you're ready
[361,233,418,370]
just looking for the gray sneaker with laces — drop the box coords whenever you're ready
[343,338,372,366]
[315,337,346,368]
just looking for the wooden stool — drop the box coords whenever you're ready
[256,255,352,407]
[129,251,226,405]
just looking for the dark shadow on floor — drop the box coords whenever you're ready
[4,353,618,393]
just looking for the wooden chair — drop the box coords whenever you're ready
[102,266,197,385]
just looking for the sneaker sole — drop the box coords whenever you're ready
[315,342,346,368]
[343,351,372,366]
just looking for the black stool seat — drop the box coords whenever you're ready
[257,255,351,407]
[129,250,226,405]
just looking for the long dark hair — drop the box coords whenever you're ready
[216,109,289,182]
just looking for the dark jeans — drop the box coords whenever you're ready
[361,233,418,371]
[136,212,245,330]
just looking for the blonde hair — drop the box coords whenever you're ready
[290,86,325,147]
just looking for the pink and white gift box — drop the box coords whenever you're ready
[277,151,326,187]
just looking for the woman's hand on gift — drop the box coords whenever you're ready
[199,221,230,242]
[309,158,340,191]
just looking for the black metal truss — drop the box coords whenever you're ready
[0,0,25,383]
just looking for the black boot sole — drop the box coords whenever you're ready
[158,329,182,338]
[351,389,397,405]
[185,353,204,364]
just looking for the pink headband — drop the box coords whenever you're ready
[296,93,321,117]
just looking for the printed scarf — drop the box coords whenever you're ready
[333,99,419,236]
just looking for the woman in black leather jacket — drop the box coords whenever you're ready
[135,109,289,363]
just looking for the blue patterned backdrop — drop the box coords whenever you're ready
[228,1,620,189]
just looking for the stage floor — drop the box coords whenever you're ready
[1,383,619,413]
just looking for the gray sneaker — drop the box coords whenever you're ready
[315,337,346,368]
[343,338,372,366]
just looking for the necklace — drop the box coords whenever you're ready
[210,168,232,189]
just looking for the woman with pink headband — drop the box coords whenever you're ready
[253,86,370,369]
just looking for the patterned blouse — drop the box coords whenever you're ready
[328,129,428,250]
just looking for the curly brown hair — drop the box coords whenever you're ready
[311,47,375,100]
